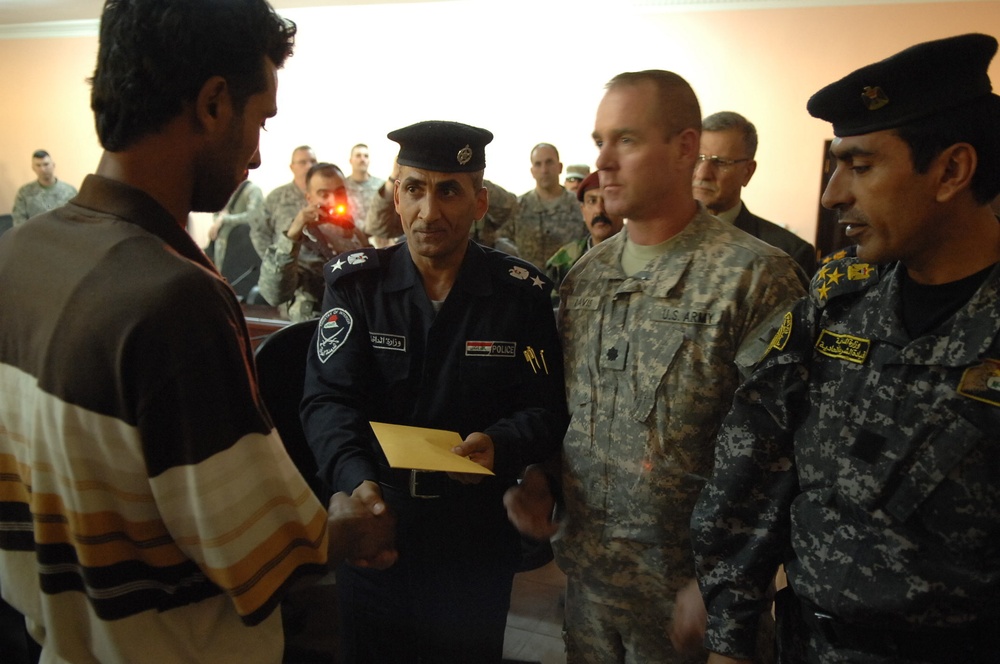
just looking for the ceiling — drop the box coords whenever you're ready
[0,0,970,28]
[0,0,391,26]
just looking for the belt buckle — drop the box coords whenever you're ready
[409,470,441,499]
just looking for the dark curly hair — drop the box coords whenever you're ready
[90,0,296,152]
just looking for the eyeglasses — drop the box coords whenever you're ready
[696,154,750,170]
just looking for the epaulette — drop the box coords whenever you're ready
[809,253,881,307]
[493,252,554,295]
[325,247,380,286]
[818,245,856,267]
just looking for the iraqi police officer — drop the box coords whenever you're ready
[694,33,1000,664]
[301,120,569,664]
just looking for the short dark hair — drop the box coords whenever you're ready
[91,0,296,152]
[32,150,50,160]
[306,162,346,188]
[702,111,758,159]
[351,144,369,153]
[894,98,1000,205]
[607,70,701,140]
[530,143,560,162]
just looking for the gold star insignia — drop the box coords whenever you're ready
[816,281,832,301]
[826,267,844,285]
[817,266,829,281]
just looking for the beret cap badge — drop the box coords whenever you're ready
[457,145,472,166]
[807,33,999,137]
[861,86,889,111]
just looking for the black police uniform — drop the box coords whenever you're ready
[302,240,568,663]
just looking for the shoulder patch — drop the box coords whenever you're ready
[326,247,380,286]
[495,253,553,294]
[809,255,880,307]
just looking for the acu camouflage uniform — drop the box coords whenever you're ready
[555,208,804,663]
[11,179,77,226]
[210,180,263,268]
[257,226,363,323]
[344,175,385,235]
[503,188,586,271]
[254,181,345,321]
[248,180,307,257]
[694,255,1000,662]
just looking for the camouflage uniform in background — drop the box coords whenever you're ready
[248,180,306,258]
[545,236,590,288]
[257,226,362,322]
[693,256,1000,663]
[344,175,385,235]
[210,180,263,268]
[555,208,805,663]
[253,181,343,321]
[365,179,520,252]
[503,188,586,271]
[11,179,77,226]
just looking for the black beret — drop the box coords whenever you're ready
[807,33,999,136]
[387,120,493,173]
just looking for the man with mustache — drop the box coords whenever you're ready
[301,120,568,663]
[694,34,1000,663]
[545,170,624,289]
[693,111,816,285]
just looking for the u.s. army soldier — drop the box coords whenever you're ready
[505,70,804,663]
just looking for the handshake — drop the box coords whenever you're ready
[327,481,398,570]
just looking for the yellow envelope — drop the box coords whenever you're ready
[369,422,494,475]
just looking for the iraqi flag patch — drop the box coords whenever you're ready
[317,307,353,363]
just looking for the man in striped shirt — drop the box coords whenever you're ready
[0,1,395,662]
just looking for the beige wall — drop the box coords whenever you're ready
[1,0,998,247]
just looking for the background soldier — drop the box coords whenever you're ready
[11,150,77,226]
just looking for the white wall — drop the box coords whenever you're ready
[2,0,998,248]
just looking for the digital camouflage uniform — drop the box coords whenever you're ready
[555,208,805,663]
[254,181,345,321]
[210,180,263,268]
[257,225,362,322]
[11,179,77,226]
[694,256,1000,663]
[344,175,385,235]
[503,188,586,271]
[248,180,306,257]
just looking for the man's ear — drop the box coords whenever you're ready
[675,128,701,159]
[475,185,489,221]
[935,143,977,203]
[195,75,232,132]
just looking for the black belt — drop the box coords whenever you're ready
[801,600,997,662]
[378,467,455,499]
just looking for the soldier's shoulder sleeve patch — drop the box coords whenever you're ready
[809,255,880,308]
[326,247,380,286]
